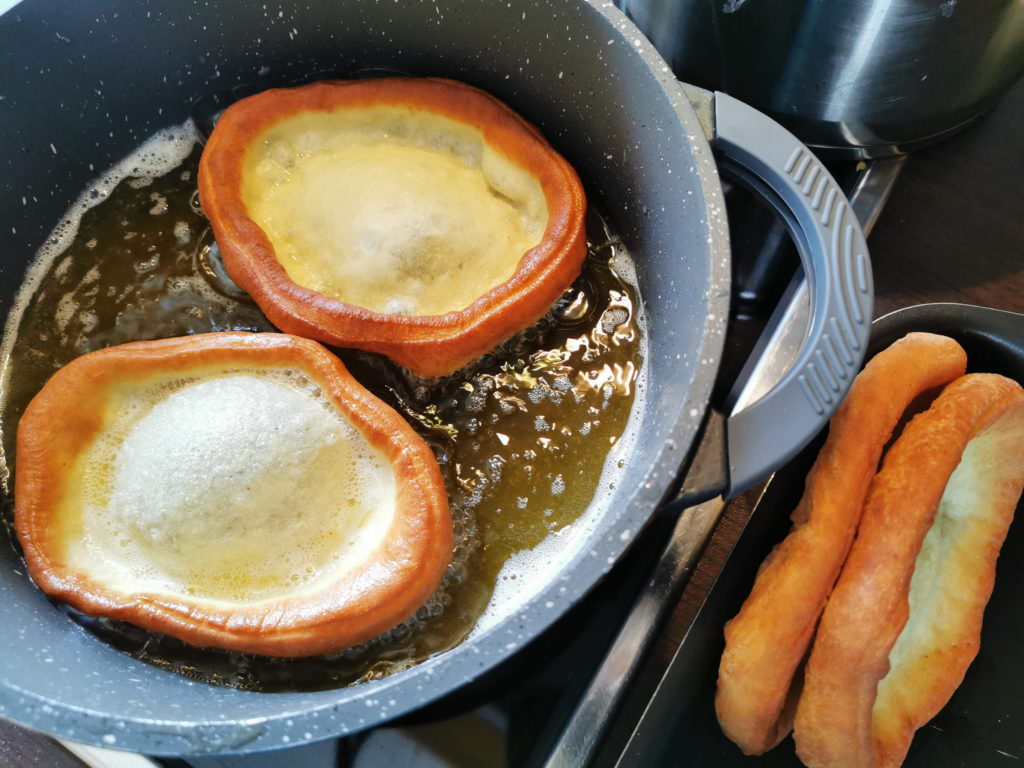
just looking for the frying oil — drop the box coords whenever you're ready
[0,123,643,692]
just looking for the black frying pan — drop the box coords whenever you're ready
[0,0,870,755]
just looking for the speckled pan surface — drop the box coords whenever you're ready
[0,0,729,755]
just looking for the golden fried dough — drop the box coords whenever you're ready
[199,78,586,377]
[794,373,1024,767]
[715,333,967,755]
[15,332,452,656]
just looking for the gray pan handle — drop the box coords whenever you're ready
[711,90,873,496]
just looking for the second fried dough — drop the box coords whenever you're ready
[715,333,967,755]
[793,374,1024,768]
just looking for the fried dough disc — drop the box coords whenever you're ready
[794,373,1024,768]
[873,393,1024,766]
[15,332,452,657]
[199,78,586,377]
[715,333,967,755]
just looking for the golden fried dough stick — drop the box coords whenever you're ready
[715,333,967,755]
[873,392,1024,766]
[794,373,1024,768]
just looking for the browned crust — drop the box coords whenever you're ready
[793,373,1024,768]
[14,332,453,657]
[715,333,968,755]
[198,78,587,377]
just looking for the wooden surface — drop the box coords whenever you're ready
[610,73,1024,764]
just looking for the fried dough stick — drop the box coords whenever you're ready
[716,333,967,755]
[795,374,1024,768]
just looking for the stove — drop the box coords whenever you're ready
[55,155,904,768]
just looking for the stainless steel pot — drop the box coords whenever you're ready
[620,0,1024,157]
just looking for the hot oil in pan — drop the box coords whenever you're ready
[0,131,642,692]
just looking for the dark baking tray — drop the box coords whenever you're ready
[614,303,1024,767]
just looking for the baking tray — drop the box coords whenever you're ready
[613,303,1024,767]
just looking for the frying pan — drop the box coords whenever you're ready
[0,0,871,755]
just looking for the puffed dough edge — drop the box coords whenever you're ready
[873,393,1024,766]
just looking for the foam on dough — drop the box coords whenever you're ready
[241,107,548,316]
[68,371,396,604]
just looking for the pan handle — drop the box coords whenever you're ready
[682,88,873,500]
